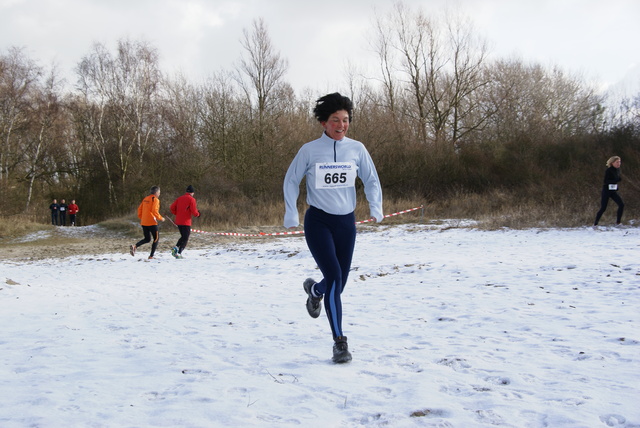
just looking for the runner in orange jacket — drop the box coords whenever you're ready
[130,186,165,259]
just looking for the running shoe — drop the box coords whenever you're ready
[303,278,322,318]
[332,336,352,363]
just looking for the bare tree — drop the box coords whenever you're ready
[371,10,402,133]
[541,67,604,136]
[0,47,42,187]
[483,59,605,143]
[75,42,117,203]
[393,2,435,144]
[630,92,640,129]
[236,18,289,126]
[23,67,68,210]
[234,17,289,193]
[75,38,162,204]
[443,9,491,145]
[374,2,491,148]
[200,71,245,173]
[159,73,210,183]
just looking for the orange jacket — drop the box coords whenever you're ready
[137,194,164,226]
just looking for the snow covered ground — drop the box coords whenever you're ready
[1,223,639,427]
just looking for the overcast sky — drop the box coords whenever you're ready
[1,0,639,94]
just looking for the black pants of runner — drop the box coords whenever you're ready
[51,213,58,225]
[176,225,191,253]
[304,206,356,340]
[594,188,624,225]
[135,225,160,257]
[69,214,77,226]
[60,212,66,226]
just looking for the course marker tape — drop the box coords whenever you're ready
[190,205,424,237]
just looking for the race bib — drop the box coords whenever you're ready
[315,162,357,189]
[608,184,618,191]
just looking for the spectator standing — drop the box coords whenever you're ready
[49,199,59,225]
[169,185,201,259]
[59,199,68,226]
[68,200,80,226]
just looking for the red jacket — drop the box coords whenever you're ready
[170,193,200,226]
[68,204,79,215]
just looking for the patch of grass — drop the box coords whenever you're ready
[97,216,141,238]
[0,216,50,241]
[425,189,622,230]
[1,190,636,251]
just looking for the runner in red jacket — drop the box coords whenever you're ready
[169,185,200,258]
[68,200,79,226]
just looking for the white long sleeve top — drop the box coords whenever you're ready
[283,132,383,228]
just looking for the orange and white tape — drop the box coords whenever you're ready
[355,205,423,224]
[190,205,424,237]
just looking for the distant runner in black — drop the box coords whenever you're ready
[49,199,59,226]
[59,199,68,226]
[594,156,624,226]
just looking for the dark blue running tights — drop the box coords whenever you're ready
[594,188,624,225]
[304,206,356,339]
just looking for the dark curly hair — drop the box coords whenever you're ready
[313,92,353,123]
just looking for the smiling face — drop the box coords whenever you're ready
[322,110,350,140]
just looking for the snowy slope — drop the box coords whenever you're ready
[1,224,639,427]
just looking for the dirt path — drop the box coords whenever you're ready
[1,225,202,261]
[0,224,296,261]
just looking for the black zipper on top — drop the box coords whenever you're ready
[333,140,337,162]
